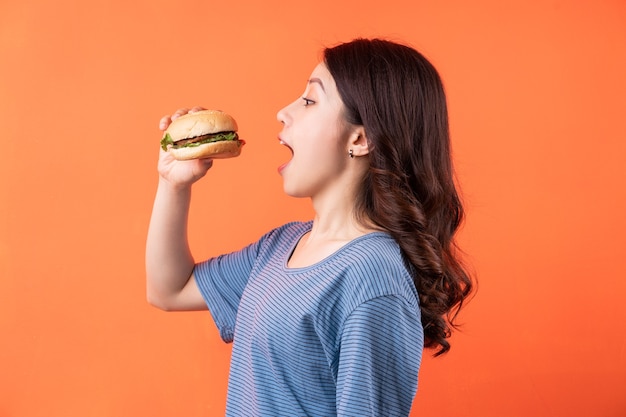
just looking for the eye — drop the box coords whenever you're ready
[302,97,315,106]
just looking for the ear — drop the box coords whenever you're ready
[347,126,369,157]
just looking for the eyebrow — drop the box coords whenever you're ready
[308,77,326,92]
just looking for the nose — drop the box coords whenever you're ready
[276,101,292,126]
[276,106,286,125]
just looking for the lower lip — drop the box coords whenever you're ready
[278,162,289,174]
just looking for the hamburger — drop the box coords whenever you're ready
[160,110,243,160]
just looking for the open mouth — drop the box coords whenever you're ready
[278,139,294,174]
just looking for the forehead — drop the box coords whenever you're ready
[308,62,338,95]
[310,62,330,78]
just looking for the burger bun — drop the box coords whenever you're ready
[164,109,243,160]
[169,140,243,160]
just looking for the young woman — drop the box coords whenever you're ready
[146,38,473,417]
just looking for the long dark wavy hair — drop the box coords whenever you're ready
[325,38,474,356]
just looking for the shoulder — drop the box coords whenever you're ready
[347,233,415,287]
[259,220,312,247]
[331,233,420,308]
[247,220,312,262]
[352,232,405,267]
[271,220,312,237]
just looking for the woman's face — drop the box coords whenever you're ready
[276,63,353,199]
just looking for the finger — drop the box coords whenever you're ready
[159,115,172,131]
[190,106,206,113]
[171,108,189,121]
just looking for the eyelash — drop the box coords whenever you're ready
[302,97,315,106]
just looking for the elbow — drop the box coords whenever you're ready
[146,289,175,311]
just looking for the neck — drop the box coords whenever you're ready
[308,178,375,242]
[304,152,378,241]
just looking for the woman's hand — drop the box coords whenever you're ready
[158,106,206,131]
[157,106,213,187]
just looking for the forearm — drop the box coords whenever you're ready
[145,178,195,307]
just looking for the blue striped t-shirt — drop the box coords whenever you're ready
[194,221,424,416]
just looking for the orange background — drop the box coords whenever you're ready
[1,0,625,416]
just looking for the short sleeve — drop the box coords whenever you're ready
[194,239,261,343]
[336,295,424,417]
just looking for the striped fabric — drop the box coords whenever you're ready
[194,221,424,416]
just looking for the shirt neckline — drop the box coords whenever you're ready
[283,222,390,272]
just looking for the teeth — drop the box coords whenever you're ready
[279,140,286,145]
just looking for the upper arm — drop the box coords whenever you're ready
[336,296,423,417]
[148,236,260,313]
[171,271,209,311]
[148,271,208,312]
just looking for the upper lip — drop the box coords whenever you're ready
[278,136,293,153]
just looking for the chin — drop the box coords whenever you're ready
[283,187,308,199]
[281,168,326,199]
[282,181,313,199]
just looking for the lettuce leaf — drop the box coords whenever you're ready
[160,133,174,151]
[160,131,238,151]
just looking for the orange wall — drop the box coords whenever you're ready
[1,0,625,416]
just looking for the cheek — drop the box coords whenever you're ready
[298,130,344,165]
[292,108,351,160]
[299,135,349,178]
